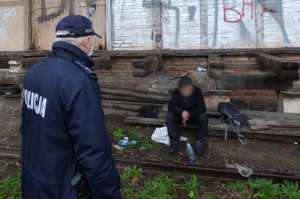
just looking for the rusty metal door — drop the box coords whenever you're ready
[31,0,106,50]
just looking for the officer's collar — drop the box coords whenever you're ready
[52,41,94,69]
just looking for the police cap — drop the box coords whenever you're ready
[56,15,101,38]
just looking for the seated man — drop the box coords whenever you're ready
[166,77,208,155]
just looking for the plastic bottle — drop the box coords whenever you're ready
[186,142,196,165]
[119,137,129,148]
[119,137,138,148]
[127,141,138,145]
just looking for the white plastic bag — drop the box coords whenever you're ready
[151,126,170,146]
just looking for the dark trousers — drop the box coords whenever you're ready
[166,112,208,145]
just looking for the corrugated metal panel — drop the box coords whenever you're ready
[32,0,106,50]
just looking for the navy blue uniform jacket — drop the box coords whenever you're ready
[21,41,121,199]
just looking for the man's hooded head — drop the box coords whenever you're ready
[178,76,194,97]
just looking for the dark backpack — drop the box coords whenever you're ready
[217,102,248,145]
[137,105,159,118]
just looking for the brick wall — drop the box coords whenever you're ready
[97,58,143,88]
[96,54,291,111]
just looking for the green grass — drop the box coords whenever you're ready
[184,175,201,199]
[250,178,281,199]
[122,183,136,199]
[1,162,300,199]
[171,157,182,164]
[120,165,143,182]
[138,173,175,199]
[0,170,21,199]
[139,137,155,151]
[206,193,218,199]
[280,181,300,199]
[226,182,251,199]
[120,165,143,199]
[129,127,141,141]
[0,161,10,172]
[112,128,125,140]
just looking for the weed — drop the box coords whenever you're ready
[0,161,10,173]
[139,137,155,151]
[129,127,140,141]
[171,157,181,164]
[120,165,143,182]
[249,178,280,199]
[206,193,218,199]
[184,174,201,199]
[0,161,9,172]
[120,165,143,199]
[112,128,125,140]
[0,170,21,199]
[122,183,136,199]
[226,182,251,198]
[280,181,300,199]
[138,173,175,199]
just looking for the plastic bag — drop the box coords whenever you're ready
[151,126,170,146]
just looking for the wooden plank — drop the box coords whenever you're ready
[243,109,300,121]
[125,116,300,137]
[208,61,224,79]
[206,108,300,121]
[249,119,300,130]
[101,94,165,104]
[0,74,24,85]
[125,117,166,126]
[216,72,293,90]
[132,68,150,77]
[258,54,299,81]
[100,87,170,102]
[102,100,163,107]
[92,56,112,70]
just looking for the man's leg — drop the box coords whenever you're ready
[195,113,208,141]
[192,113,208,156]
[166,112,181,154]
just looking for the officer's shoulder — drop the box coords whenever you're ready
[47,55,95,79]
[72,60,97,80]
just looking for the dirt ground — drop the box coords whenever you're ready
[0,97,299,175]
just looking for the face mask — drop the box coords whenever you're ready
[87,44,94,57]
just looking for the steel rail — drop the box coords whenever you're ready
[0,147,299,183]
[115,158,300,183]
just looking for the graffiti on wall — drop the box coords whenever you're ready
[140,0,289,48]
[221,0,289,44]
[0,8,16,41]
[223,0,277,23]
[38,0,100,22]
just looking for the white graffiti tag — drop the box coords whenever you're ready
[0,8,17,41]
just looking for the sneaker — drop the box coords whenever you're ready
[194,141,204,156]
[169,142,180,154]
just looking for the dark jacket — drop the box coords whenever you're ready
[21,41,120,199]
[168,87,206,118]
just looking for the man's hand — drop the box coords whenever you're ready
[182,111,190,126]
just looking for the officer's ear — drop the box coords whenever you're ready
[82,37,89,48]
[81,36,91,52]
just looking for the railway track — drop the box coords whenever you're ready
[115,158,300,183]
[0,145,299,183]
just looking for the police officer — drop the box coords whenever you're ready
[21,15,121,199]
